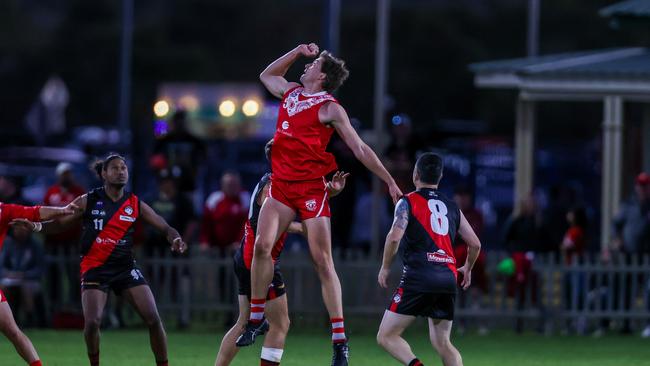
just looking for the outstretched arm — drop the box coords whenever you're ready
[39,204,79,221]
[140,201,187,253]
[11,195,87,234]
[3,202,77,223]
[323,102,403,203]
[378,198,409,288]
[457,211,482,290]
[259,43,318,98]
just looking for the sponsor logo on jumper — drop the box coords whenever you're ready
[96,201,104,206]
[281,121,290,130]
[427,249,454,264]
[393,294,401,303]
[124,206,133,215]
[91,210,106,216]
[305,199,317,212]
[119,215,136,222]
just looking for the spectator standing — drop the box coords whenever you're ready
[144,169,197,328]
[152,110,206,193]
[200,171,249,327]
[560,206,587,334]
[0,224,46,327]
[453,186,489,334]
[503,193,546,333]
[610,173,650,336]
[200,171,249,256]
[42,163,85,308]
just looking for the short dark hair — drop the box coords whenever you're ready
[93,153,126,180]
[319,51,349,93]
[264,139,274,162]
[570,206,588,229]
[415,153,444,185]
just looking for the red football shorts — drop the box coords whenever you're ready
[0,288,6,303]
[269,176,330,220]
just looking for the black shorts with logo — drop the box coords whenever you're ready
[81,263,148,295]
[233,256,286,300]
[387,285,455,320]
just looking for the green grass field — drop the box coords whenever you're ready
[1,328,649,366]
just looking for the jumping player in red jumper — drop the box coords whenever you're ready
[216,140,350,366]
[238,42,402,366]
[14,154,187,366]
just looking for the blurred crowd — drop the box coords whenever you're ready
[0,111,649,337]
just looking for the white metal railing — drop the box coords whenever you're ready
[42,250,650,331]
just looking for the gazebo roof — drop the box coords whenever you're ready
[600,0,650,18]
[469,48,650,100]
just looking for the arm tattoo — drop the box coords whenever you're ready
[392,199,409,230]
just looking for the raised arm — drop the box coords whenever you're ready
[457,210,482,290]
[140,201,187,253]
[378,198,409,288]
[323,102,403,203]
[259,43,318,98]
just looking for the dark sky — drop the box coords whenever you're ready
[1,0,646,144]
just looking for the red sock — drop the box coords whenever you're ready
[249,298,266,324]
[156,360,168,366]
[408,358,424,366]
[29,361,42,366]
[331,317,346,344]
[88,352,99,366]
[261,359,280,366]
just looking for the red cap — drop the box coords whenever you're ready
[636,172,650,186]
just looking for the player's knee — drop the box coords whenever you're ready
[376,330,390,348]
[143,312,162,328]
[268,314,290,334]
[1,323,21,341]
[234,315,249,329]
[279,314,290,334]
[84,316,102,333]
[311,253,334,277]
[253,238,273,257]
[430,336,452,352]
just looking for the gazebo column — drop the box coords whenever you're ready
[641,104,650,173]
[514,97,536,210]
[601,96,624,249]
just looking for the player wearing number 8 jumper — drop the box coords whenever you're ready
[376,153,482,366]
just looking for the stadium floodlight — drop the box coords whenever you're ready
[242,99,260,117]
[219,99,236,117]
[179,95,200,112]
[153,100,170,117]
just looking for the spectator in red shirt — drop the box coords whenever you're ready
[200,171,249,256]
[42,163,85,308]
[561,206,587,264]
[561,206,587,334]
[200,171,249,327]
